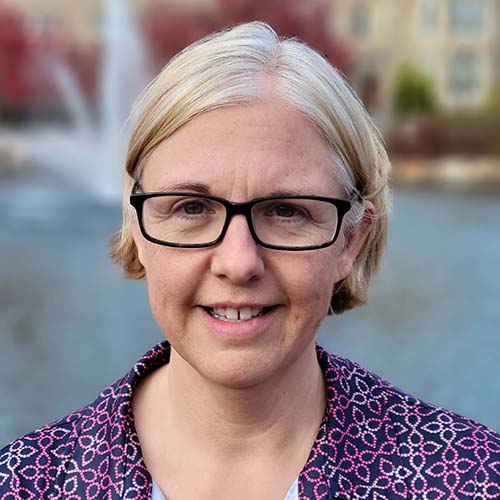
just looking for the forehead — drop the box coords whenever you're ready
[142,98,343,198]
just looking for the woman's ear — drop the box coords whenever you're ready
[128,207,146,267]
[335,200,375,281]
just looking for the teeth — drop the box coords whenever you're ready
[209,306,266,322]
[226,308,239,321]
[239,307,252,321]
[214,307,225,318]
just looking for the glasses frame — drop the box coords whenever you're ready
[130,189,352,251]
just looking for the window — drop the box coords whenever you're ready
[351,3,370,39]
[449,0,485,33]
[421,0,438,33]
[447,51,480,95]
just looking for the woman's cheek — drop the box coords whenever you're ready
[292,255,335,313]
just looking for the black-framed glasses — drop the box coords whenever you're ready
[130,189,352,251]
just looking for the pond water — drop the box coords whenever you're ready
[1,168,499,446]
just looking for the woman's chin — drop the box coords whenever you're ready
[164,307,316,390]
[174,345,285,390]
[212,352,282,389]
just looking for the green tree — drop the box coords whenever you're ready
[392,64,437,117]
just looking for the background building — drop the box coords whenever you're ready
[330,0,500,119]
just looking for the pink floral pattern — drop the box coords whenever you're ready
[1,341,499,499]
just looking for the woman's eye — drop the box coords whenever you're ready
[181,201,205,215]
[270,204,306,218]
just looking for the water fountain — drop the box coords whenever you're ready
[97,0,152,197]
[2,0,153,202]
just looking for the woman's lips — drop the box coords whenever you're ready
[206,305,273,321]
[199,305,279,340]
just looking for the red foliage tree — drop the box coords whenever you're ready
[142,5,216,71]
[214,0,349,72]
[0,4,77,117]
[0,1,349,119]
[0,4,33,106]
[141,0,349,74]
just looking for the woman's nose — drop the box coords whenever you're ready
[210,215,265,284]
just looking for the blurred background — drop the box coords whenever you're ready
[1,0,499,446]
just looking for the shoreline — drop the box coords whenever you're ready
[391,156,500,194]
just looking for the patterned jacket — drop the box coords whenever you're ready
[1,341,500,499]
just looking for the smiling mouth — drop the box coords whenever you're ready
[203,306,275,322]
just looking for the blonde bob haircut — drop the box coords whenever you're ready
[111,21,391,314]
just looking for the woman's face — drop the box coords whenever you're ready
[132,97,370,388]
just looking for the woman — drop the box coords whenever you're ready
[1,22,499,500]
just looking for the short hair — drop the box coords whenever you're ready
[110,21,391,314]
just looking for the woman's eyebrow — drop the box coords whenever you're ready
[150,185,315,197]
[268,189,310,196]
[155,182,212,194]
